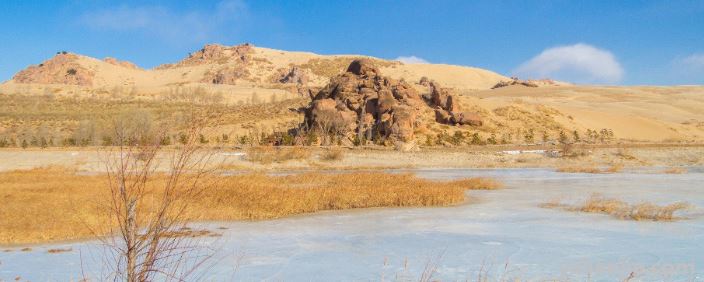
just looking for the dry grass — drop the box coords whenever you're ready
[245,146,312,164]
[663,167,687,174]
[556,163,623,174]
[320,146,345,161]
[0,167,500,244]
[541,193,692,221]
[47,247,72,254]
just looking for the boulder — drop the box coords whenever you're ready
[346,59,379,76]
[451,111,483,126]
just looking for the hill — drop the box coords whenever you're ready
[0,43,509,103]
[0,43,703,145]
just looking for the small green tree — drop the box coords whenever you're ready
[425,135,434,147]
[558,130,569,144]
[524,129,535,144]
[179,132,189,145]
[451,131,466,145]
[198,134,209,144]
[470,133,483,145]
[572,130,581,143]
[487,133,497,145]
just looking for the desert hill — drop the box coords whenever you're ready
[0,43,703,145]
[0,43,509,102]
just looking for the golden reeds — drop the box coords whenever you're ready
[541,193,691,221]
[0,167,500,244]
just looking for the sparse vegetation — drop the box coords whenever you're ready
[320,146,345,161]
[541,193,692,221]
[245,146,312,164]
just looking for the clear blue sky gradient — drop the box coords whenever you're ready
[1,0,703,85]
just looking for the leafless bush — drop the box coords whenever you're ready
[96,111,219,281]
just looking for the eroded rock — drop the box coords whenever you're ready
[13,53,94,86]
[304,59,422,142]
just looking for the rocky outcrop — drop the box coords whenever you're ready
[157,43,254,69]
[303,59,423,142]
[278,66,308,84]
[103,57,140,69]
[492,77,539,89]
[430,82,483,126]
[303,59,485,144]
[13,53,94,86]
[203,65,251,85]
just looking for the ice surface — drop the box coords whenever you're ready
[1,168,702,281]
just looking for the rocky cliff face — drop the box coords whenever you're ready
[12,53,94,86]
[303,59,482,144]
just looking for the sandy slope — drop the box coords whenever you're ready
[465,85,704,142]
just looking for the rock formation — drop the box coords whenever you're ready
[12,53,94,86]
[303,59,483,144]
[303,59,423,143]
[203,66,251,85]
[492,77,540,89]
[429,82,483,126]
[103,57,140,69]
[157,43,254,69]
[278,66,308,84]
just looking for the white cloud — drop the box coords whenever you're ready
[395,56,429,64]
[79,0,247,42]
[513,43,624,84]
[679,53,704,70]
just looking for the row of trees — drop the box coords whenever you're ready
[420,128,617,147]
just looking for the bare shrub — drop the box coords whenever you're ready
[97,112,218,281]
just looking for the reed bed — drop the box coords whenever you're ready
[556,163,624,174]
[541,193,692,221]
[0,167,500,244]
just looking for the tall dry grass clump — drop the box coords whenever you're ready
[557,163,623,174]
[541,193,692,221]
[0,169,500,245]
[245,146,312,164]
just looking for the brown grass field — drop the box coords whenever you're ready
[556,163,624,174]
[0,167,501,245]
[541,193,692,221]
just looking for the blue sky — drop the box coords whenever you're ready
[1,0,703,85]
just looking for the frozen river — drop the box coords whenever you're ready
[1,168,703,281]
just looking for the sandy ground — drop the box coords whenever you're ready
[0,145,701,173]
